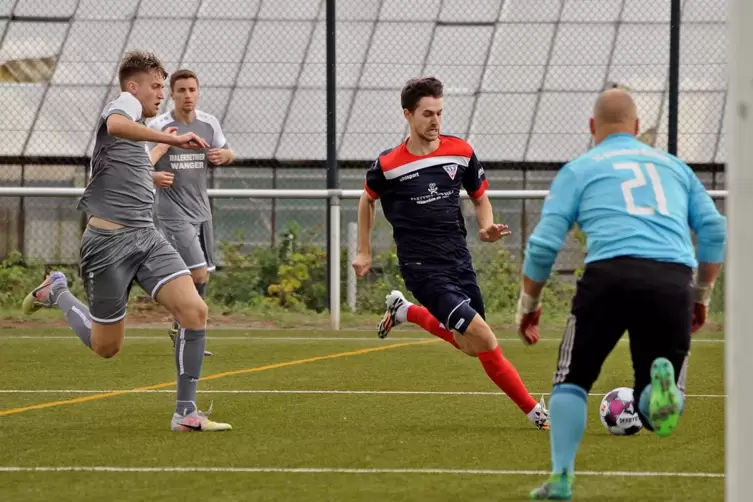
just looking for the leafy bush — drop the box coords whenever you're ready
[210,222,328,312]
[0,251,85,308]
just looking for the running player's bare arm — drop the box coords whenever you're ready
[352,186,378,277]
[471,193,511,242]
[207,145,235,165]
[108,114,208,150]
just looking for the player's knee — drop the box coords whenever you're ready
[90,322,124,359]
[96,345,121,359]
[459,314,496,352]
[90,335,122,358]
[174,297,208,329]
[452,333,478,356]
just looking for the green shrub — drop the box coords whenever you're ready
[0,251,85,308]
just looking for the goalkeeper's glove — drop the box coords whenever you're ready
[517,291,543,345]
[691,282,714,334]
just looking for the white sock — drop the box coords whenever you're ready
[394,297,411,323]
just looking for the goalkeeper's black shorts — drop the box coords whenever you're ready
[552,256,692,400]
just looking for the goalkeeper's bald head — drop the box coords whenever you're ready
[590,88,640,145]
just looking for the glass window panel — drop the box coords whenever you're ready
[123,19,192,74]
[237,21,311,87]
[0,0,13,16]
[318,0,380,20]
[198,0,261,19]
[684,0,727,22]
[659,91,725,163]
[258,0,320,20]
[608,24,668,92]
[0,22,68,61]
[182,20,252,86]
[14,0,76,17]
[84,84,119,155]
[0,84,45,155]
[77,0,139,19]
[561,0,622,21]
[482,24,554,92]
[499,0,561,22]
[716,132,726,163]
[223,88,292,157]
[26,86,108,156]
[277,89,354,160]
[622,0,670,22]
[441,95,475,138]
[423,26,494,93]
[380,0,441,21]
[340,90,406,160]
[53,21,130,85]
[680,23,726,91]
[469,93,536,161]
[546,24,614,91]
[633,91,665,131]
[439,0,503,23]
[139,0,201,18]
[299,21,372,88]
[528,92,594,162]
[360,23,434,89]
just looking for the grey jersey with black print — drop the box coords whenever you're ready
[77,92,155,227]
[147,110,228,223]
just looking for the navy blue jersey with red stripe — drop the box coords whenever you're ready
[365,135,489,267]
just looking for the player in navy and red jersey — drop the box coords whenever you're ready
[352,77,549,430]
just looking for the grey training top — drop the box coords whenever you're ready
[78,92,155,227]
[147,110,227,223]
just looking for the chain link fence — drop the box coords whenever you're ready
[0,0,728,314]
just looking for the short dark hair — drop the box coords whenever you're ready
[118,51,167,90]
[401,77,443,112]
[170,68,199,91]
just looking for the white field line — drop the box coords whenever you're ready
[0,389,725,398]
[0,466,724,478]
[0,335,726,343]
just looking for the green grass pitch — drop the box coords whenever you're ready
[0,328,724,501]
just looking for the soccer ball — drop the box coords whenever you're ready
[599,387,643,436]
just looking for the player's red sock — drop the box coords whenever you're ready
[478,346,537,414]
[407,305,460,349]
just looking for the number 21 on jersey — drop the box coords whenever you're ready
[613,162,669,216]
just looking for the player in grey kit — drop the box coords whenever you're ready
[147,69,235,356]
[22,51,231,432]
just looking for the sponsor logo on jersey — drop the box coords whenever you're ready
[169,152,206,170]
[399,172,419,182]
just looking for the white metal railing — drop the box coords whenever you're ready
[0,187,730,331]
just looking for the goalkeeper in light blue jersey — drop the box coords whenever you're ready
[517,88,726,500]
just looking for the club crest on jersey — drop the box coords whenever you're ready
[443,164,458,180]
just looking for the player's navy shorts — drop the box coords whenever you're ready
[157,218,216,273]
[552,256,692,428]
[80,225,191,324]
[400,261,485,334]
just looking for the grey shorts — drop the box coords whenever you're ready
[80,225,190,324]
[157,219,216,272]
